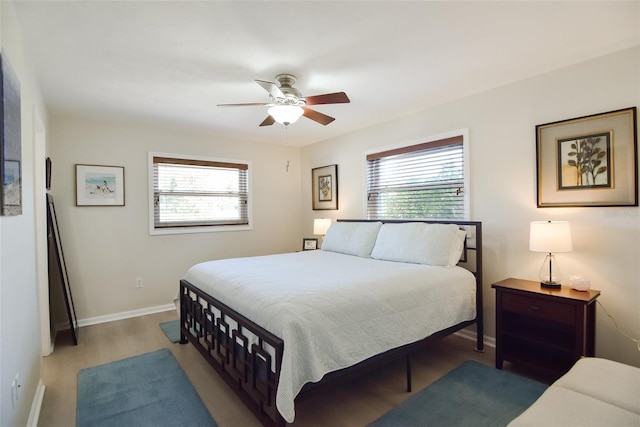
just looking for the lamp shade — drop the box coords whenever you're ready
[529,221,573,253]
[268,105,304,126]
[313,218,331,235]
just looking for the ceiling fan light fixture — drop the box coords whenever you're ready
[268,105,304,126]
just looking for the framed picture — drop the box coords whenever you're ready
[76,164,125,206]
[1,53,22,216]
[312,164,338,210]
[536,107,637,207]
[302,238,318,251]
[45,157,52,190]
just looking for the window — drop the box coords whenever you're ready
[149,153,251,234]
[366,134,467,220]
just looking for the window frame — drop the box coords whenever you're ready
[148,152,253,235]
[363,129,470,220]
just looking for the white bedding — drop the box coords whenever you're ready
[183,250,476,423]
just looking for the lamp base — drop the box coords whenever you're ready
[540,281,561,289]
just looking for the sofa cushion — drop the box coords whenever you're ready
[509,357,640,426]
[509,386,639,426]
[553,357,640,415]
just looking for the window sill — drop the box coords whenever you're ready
[149,223,253,236]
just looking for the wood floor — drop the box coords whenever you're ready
[38,310,529,427]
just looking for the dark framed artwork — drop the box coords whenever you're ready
[45,157,52,190]
[0,53,22,216]
[312,164,338,210]
[75,164,125,206]
[302,238,318,251]
[536,107,637,207]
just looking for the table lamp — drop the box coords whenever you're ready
[313,218,331,248]
[314,218,331,235]
[529,220,573,289]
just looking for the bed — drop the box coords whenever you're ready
[179,219,483,426]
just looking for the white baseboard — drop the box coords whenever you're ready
[54,303,176,331]
[28,380,45,427]
[78,303,176,327]
[454,329,496,349]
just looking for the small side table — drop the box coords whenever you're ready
[492,278,600,378]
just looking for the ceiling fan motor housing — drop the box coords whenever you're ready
[275,73,297,88]
[273,74,304,105]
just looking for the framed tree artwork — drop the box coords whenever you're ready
[312,164,338,210]
[536,107,637,207]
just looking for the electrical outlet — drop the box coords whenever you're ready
[136,278,143,288]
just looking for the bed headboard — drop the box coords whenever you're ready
[337,219,483,350]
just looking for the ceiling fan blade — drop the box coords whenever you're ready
[303,108,335,125]
[304,92,350,106]
[259,116,275,127]
[255,79,285,99]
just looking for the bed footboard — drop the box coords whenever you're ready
[180,279,285,427]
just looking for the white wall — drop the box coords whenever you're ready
[49,115,302,321]
[0,2,49,426]
[301,47,640,367]
[0,5,634,426]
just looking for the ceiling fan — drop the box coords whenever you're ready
[217,74,350,127]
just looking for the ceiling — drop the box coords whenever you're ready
[12,1,639,147]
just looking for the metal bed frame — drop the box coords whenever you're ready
[180,219,483,426]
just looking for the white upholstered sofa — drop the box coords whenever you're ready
[509,357,640,426]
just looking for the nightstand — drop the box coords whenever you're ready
[492,278,600,378]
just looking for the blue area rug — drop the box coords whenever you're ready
[368,360,547,427]
[77,348,217,427]
[160,320,180,343]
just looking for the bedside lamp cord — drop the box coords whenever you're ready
[597,300,640,352]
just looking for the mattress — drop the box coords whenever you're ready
[183,249,476,422]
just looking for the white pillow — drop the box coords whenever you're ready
[370,223,429,264]
[321,221,382,257]
[371,222,467,267]
[449,228,468,266]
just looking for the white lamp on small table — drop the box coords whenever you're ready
[529,221,573,289]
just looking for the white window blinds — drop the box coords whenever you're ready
[152,156,249,229]
[366,136,465,219]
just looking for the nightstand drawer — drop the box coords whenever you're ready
[502,293,574,325]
